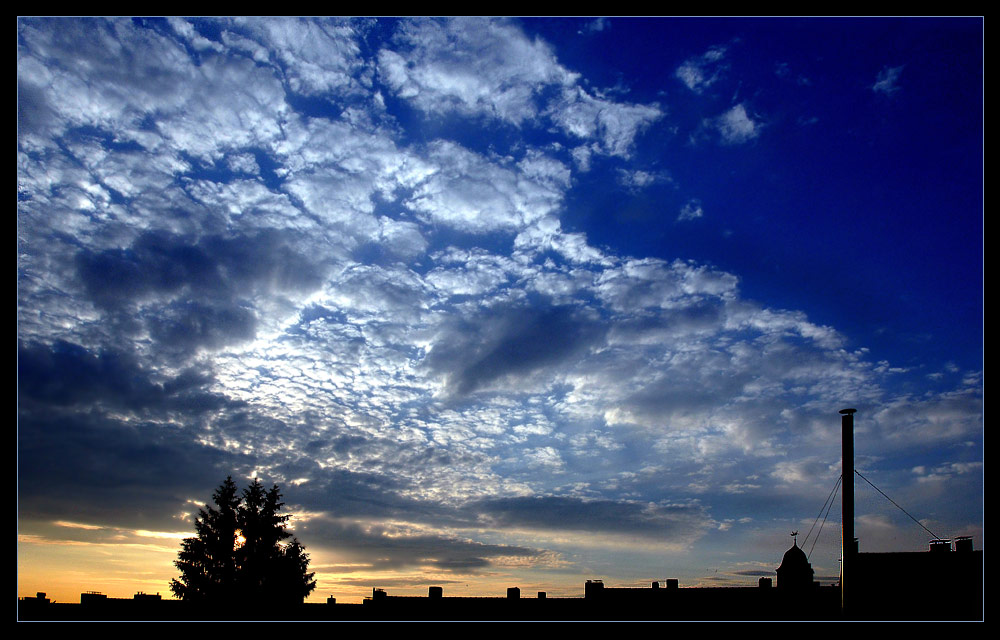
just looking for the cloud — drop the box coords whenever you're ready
[425,247,516,297]
[230,17,370,99]
[771,458,838,486]
[17,340,225,414]
[424,302,607,396]
[675,45,728,94]
[378,17,574,125]
[872,65,904,95]
[17,407,242,530]
[378,17,661,158]
[546,86,662,158]
[579,18,610,34]
[404,140,566,234]
[147,300,257,354]
[678,199,704,221]
[913,461,983,484]
[711,103,760,145]
[617,168,670,194]
[298,517,547,572]
[595,258,739,313]
[872,385,983,444]
[73,229,327,357]
[472,496,714,541]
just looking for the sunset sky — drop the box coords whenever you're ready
[18,17,982,605]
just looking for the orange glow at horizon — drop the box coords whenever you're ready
[19,530,592,605]
[18,534,179,604]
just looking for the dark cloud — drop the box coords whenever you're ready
[608,298,726,341]
[298,517,544,572]
[290,469,448,523]
[74,229,326,356]
[471,496,712,540]
[76,229,324,309]
[147,300,257,354]
[329,576,466,588]
[76,233,218,307]
[425,302,606,395]
[302,430,374,460]
[199,232,327,294]
[17,410,244,530]
[623,369,753,424]
[16,338,259,531]
[17,340,225,414]
[17,79,55,134]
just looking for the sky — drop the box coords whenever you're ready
[18,17,983,605]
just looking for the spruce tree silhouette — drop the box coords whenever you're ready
[170,477,316,606]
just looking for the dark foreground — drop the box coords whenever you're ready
[18,587,982,621]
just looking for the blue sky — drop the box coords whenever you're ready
[18,17,982,603]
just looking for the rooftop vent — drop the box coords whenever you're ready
[929,539,952,552]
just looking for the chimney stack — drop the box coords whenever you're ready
[840,408,856,613]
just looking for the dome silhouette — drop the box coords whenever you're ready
[776,540,814,591]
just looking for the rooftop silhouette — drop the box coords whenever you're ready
[19,534,982,621]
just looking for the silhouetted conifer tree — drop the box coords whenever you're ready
[170,477,316,605]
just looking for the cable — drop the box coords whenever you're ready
[854,469,942,541]
[802,474,842,549]
[808,476,840,561]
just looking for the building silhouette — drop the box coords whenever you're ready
[776,540,814,591]
[848,536,982,620]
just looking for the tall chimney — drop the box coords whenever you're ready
[840,408,856,613]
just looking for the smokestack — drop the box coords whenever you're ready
[840,408,856,613]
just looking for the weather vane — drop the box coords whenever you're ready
[791,531,799,545]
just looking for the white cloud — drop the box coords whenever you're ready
[772,459,836,485]
[167,17,223,53]
[873,386,983,444]
[617,168,670,193]
[596,258,738,312]
[675,46,727,94]
[677,199,704,221]
[712,103,760,145]
[872,65,904,95]
[404,140,564,234]
[227,152,260,175]
[425,248,514,297]
[579,18,610,34]
[378,17,573,126]
[376,217,428,259]
[547,86,662,157]
[379,17,661,158]
[913,461,983,483]
[235,18,369,98]
[570,145,594,172]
